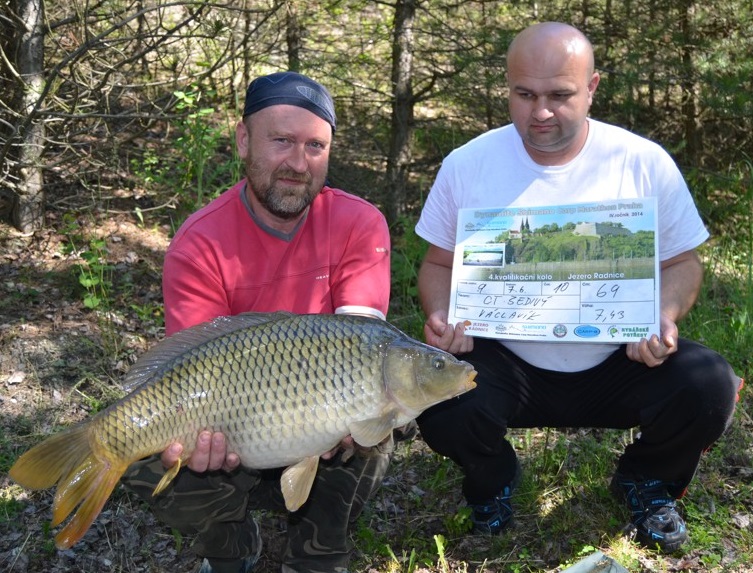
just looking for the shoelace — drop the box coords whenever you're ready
[623,479,675,524]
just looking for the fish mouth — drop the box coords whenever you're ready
[466,369,478,390]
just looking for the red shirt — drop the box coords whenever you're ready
[163,181,391,335]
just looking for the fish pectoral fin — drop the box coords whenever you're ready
[349,415,396,447]
[280,456,319,512]
[153,459,182,496]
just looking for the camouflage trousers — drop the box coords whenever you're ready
[121,437,393,573]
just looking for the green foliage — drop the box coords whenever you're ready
[171,528,184,554]
[389,219,428,338]
[557,545,598,570]
[71,374,125,414]
[172,87,224,207]
[0,419,29,476]
[34,518,57,556]
[683,159,753,379]
[685,252,752,377]
[0,490,24,525]
[384,545,420,573]
[420,454,462,497]
[0,283,40,315]
[354,520,390,558]
[130,302,165,328]
[59,214,132,358]
[443,506,473,537]
[433,534,449,572]
[61,214,113,311]
[130,86,242,221]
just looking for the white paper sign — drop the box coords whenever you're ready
[448,199,661,343]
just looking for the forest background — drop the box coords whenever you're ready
[0,1,752,572]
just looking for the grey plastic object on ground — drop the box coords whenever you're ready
[560,551,630,573]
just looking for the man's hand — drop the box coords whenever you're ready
[417,245,472,355]
[321,433,394,461]
[321,435,355,460]
[625,314,678,367]
[161,430,241,473]
[424,310,474,354]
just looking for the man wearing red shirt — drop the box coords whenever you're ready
[123,72,392,573]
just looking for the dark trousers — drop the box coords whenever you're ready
[122,439,392,573]
[417,338,740,504]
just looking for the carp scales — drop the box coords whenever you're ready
[9,311,476,549]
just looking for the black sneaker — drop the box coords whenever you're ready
[610,473,688,552]
[469,464,521,535]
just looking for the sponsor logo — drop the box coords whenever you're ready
[574,325,601,338]
[552,324,568,338]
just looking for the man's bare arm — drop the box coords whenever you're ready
[418,244,473,354]
[626,249,703,367]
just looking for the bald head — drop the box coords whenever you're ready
[508,22,595,81]
[505,22,599,165]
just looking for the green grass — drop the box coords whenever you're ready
[389,218,429,339]
[348,228,753,573]
[1,189,751,571]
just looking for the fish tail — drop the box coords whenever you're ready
[52,458,125,549]
[9,422,129,549]
[9,424,93,490]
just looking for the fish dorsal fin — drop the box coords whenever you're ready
[280,456,320,511]
[349,413,398,447]
[122,311,295,393]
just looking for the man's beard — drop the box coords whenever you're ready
[247,164,325,220]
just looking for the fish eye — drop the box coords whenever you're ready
[432,356,446,370]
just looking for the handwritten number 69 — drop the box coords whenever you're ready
[596,283,620,298]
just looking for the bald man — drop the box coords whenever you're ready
[414,22,740,553]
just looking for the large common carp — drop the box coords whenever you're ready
[10,312,476,550]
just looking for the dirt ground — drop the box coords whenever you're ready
[1,209,751,573]
[0,213,192,572]
[0,211,464,573]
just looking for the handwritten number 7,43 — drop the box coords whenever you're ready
[594,309,625,322]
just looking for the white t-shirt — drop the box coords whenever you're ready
[416,119,709,371]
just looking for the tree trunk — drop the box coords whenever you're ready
[1,0,45,232]
[384,0,415,227]
[0,0,44,233]
[679,0,698,166]
[286,0,302,72]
